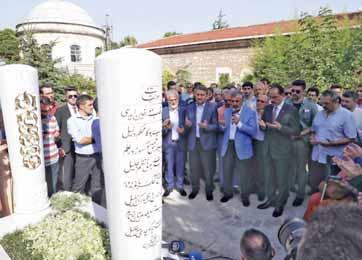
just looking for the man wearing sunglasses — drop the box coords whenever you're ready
[55,86,78,191]
[290,80,319,207]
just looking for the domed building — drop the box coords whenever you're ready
[16,0,105,79]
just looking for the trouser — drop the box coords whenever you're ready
[309,160,340,193]
[45,161,59,197]
[265,155,290,207]
[0,149,13,217]
[291,140,310,199]
[189,139,215,193]
[73,153,103,205]
[252,140,267,196]
[58,150,75,191]
[222,141,252,197]
[164,141,185,190]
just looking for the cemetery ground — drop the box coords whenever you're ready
[163,182,307,260]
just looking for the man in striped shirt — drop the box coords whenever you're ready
[41,96,60,196]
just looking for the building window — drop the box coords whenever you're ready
[41,44,52,60]
[216,67,232,87]
[70,45,81,62]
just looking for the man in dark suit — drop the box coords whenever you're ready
[55,86,78,191]
[162,90,187,197]
[257,84,299,217]
[185,84,218,201]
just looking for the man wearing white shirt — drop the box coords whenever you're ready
[219,92,257,204]
[162,90,187,197]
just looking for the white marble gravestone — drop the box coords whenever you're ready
[0,64,49,214]
[96,48,162,260]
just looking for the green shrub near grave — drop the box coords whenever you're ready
[0,193,111,260]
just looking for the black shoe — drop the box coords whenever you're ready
[257,193,265,202]
[188,190,199,200]
[220,195,233,203]
[272,206,284,218]
[241,195,250,207]
[206,192,213,201]
[177,189,187,197]
[292,197,304,207]
[257,199,273,210]
[163,189,172,197]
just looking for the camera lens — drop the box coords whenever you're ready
[278,218,306,255]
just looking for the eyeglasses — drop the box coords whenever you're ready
[291,89,301,94]
[68,95,78,99]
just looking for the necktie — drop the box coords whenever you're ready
[272,106,278,121]
[73,106,77,114]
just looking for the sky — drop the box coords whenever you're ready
[1,0,362,44]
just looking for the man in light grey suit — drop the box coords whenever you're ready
[219,92,257,205]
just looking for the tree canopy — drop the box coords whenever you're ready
[251,7,362,90]
[163,31,182,38]
[0,28,20,63]
[212,9,229,30]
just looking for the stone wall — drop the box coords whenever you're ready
[160,47,255,86]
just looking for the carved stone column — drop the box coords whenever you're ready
[95,48,162,260]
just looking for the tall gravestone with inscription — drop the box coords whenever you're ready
[96,48,162,260]
[0,64,49,214]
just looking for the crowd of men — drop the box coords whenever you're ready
[39,84,104,206]
[162,79,362,218]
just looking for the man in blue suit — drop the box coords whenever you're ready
[185,84,218,201]
[219,92,257,205]
[162,90,187,197]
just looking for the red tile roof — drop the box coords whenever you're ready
[138,11,361,49]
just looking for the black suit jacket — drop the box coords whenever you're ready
[262,102,299,159]
[55,104,74,153]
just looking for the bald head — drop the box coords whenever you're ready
[240,229,274,260]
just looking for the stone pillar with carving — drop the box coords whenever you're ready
[96,48,162,260]
[0,64,49,214]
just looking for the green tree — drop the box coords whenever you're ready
[162,68,175,88]
[176,68,191,85]
[56,73,96,103]
[252,7,362,90]
[218,73,230,87]
[19,31,96,103]
[212,9,229,30]
[163,31,182,38]
[119,35,138,47]
[0,28,21,63]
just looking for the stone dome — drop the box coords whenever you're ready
[22,0,96,27]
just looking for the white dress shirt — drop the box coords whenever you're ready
[67,103,78,116]
[196,103,205,138]
[169,108,179,141]
[273,99,285,120]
